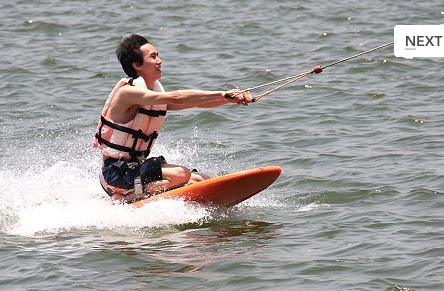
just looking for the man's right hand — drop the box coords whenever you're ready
[224,89,254,106]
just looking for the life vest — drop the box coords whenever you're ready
[93,77,167,161]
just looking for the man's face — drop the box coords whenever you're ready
[137,44,162,79]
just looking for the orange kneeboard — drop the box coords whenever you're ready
[131,166,282,208]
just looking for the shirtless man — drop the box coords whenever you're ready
[93,34,253,203]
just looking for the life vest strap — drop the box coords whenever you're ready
[95,115,159,159]
[95,133,156,158]
[99,115,157,142]
[138,108,167,117]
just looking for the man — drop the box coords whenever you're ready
[93,34,253,203]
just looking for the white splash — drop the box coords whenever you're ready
[0,133,223,237]
[0,158,220,237]
[0,131,284,237]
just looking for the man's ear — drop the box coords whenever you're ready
[132,62,142,72]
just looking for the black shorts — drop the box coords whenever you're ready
[102,156,164,190]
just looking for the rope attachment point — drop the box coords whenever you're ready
[311,65,323,74]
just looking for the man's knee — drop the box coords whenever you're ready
[175,166,191,184]
[162,165,191,185]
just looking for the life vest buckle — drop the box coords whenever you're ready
[134,176,143,196]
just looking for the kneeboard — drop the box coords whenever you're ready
[131,166,282,208]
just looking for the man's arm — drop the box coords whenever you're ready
[118,86,224,106]
[167,89,252,110]
[167,99,229,110]
[116,86,252,109]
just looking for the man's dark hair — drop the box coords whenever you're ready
[116,34,149,78]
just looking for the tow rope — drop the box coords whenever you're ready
[237,41,394,102]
